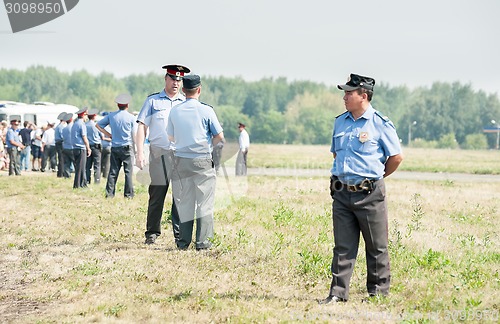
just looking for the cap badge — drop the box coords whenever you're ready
[175,72,181,76]
[359,132,369,143]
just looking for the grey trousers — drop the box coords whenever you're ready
[328,178,390,300]
[171,156,215,249]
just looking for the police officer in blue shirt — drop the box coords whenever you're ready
[96,94,137,198]
[85,109,102,184]
[320,74,403,304]
[167,74,224,250]
[71,107,91,188]
[6,119,25,176]
[136,64,189,245]
[54,112,67,178]
[61,113,75,179]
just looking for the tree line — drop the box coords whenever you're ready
[1,65,499,149]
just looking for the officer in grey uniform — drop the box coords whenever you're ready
[167,74,224,250]
[96,94,137,198]
[320,74,403,304]
[136,64,189,245]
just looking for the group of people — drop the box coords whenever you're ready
[3,68,405,303]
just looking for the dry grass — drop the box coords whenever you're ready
[0,147,499,323]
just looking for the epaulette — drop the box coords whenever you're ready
[335,111,348,119]
[147,92,160,97]
[375,110,390,122]
[200,101,214,108]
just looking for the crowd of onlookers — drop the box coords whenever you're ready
[0,118,110,178]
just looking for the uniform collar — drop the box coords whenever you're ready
[160,89,185,102]
[346,104,375,121]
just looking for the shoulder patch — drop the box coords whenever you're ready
[336,111,348,119]
[200,101,214,108]
[147,92,160,97]
[375,111,390,122]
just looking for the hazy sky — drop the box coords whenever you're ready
[1,0,499,97]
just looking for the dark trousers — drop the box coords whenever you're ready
[62,148,74,178]
[86,145,102,184]
[101,146,111,179]
[7,147,21,175]
[73,148,87,188]
[328,178,390,300]
[235,149,248,176]
[42,145,56,171]
[145,150,179,241]
[56,141,64,177]
[105,146,134,198]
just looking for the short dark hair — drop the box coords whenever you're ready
[357,88,373,101]
[183,88,198,96]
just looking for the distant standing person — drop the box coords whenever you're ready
[136,64,189,245]
[41,121,57,172]
[235,122,249,176]
[71,108,91,188]
[319,74,403,304]
[31,124,43,171]
[18,121,33,172]
[100,120,112,180]
[85,109,102,184]
[167,74,224,250]
[96,94,137,198]
[54,112,67,178]
[6,119,25,176]
[61,113,75,179]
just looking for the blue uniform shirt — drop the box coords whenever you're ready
[62,122,73,149]
[101,125,111,148]
[97,110,136,147]
[86,120,102,145]
[167,99,223,159]
[71,118,87,149]
[330,105,402,185]
[6,128,21,149]
[136,89,185,150]
[54,122,65,143]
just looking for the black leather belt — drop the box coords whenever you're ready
[346,179,375,192]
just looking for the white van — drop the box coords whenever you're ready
[0,101,79,126]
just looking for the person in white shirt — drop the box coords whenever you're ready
[236,122,250,176]
[41,121,57,172]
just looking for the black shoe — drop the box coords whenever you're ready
[145,235,156,245]
[40,169,45,172]
[318,295,347,304]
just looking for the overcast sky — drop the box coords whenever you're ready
[1,0,499,97]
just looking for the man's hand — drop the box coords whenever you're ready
[136,152,145,169]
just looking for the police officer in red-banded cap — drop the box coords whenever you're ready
[136,64,190,245]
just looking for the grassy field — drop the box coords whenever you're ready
[248,144,500,175]
[0,146,499,323]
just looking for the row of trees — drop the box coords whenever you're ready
[1,65,499,148]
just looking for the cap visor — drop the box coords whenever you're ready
[337,84,360,91]
[167,74,182,81]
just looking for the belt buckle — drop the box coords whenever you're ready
[347,185,358,192]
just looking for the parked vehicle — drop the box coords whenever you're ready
[0,101,79,126]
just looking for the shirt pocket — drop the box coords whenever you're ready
[333,132,346,151]
[358,138,379,154]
